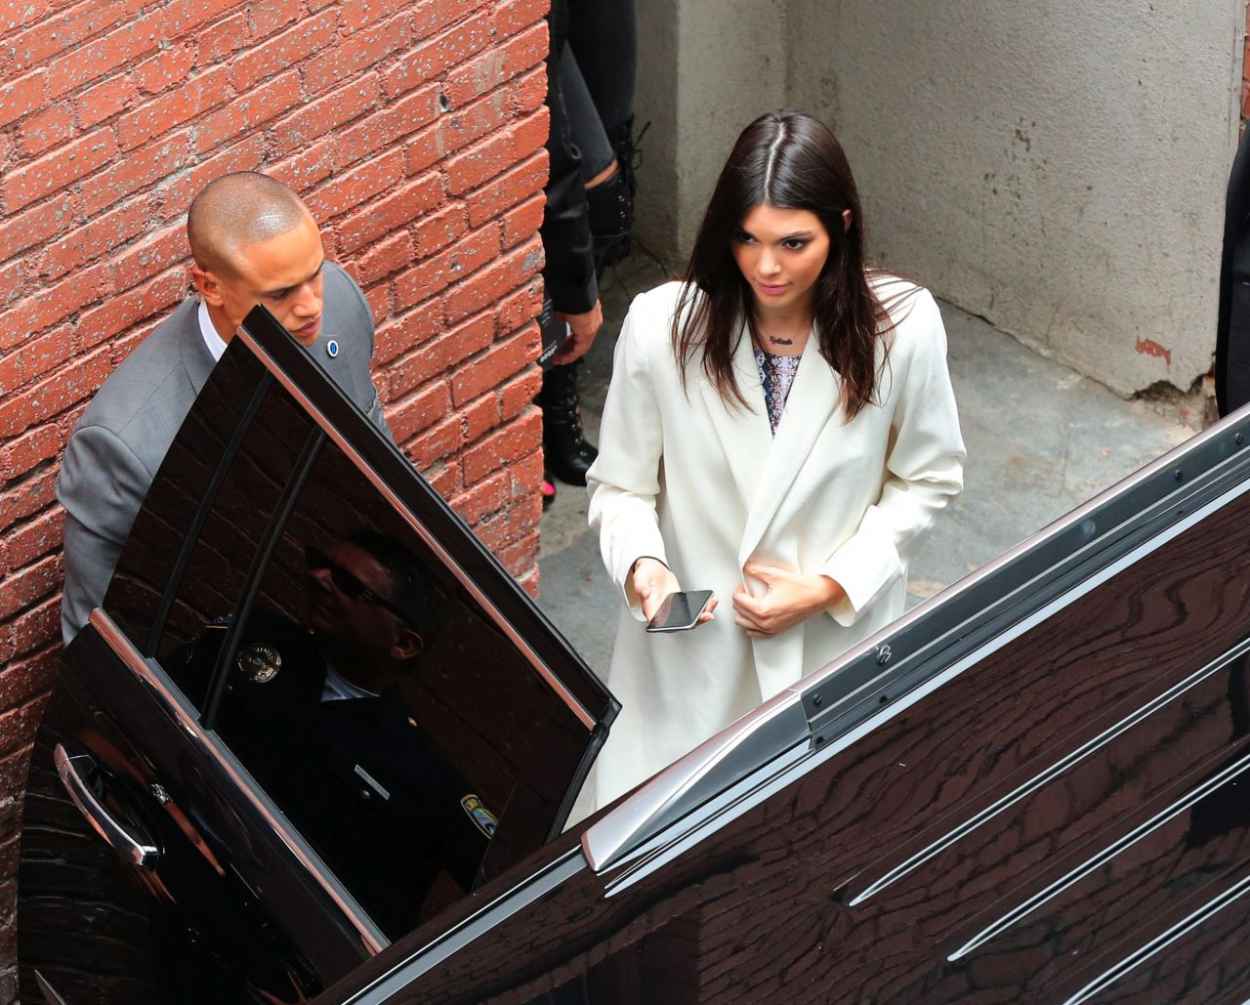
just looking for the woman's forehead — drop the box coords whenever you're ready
[739,203,826,238]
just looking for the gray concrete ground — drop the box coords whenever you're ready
[535,254,1197,675]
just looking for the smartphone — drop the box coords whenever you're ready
[646,590,715,633]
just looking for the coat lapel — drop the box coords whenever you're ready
[737,330,842,566]
[696,327,773,516]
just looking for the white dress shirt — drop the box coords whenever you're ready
[197,301,228,363]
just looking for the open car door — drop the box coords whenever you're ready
[311,384,1250,1001]
[23,306,617,1003]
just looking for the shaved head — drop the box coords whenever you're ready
[187,172,313,274]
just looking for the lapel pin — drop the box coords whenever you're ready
[326,338,339,359]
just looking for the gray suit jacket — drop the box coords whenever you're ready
[58,262,390,643]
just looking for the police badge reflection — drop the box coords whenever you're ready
[181,530,497,938]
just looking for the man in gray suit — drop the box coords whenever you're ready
[58,172,391,643]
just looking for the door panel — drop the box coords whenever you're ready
[52,305,620,999]
[324,412,1250,1003]
[61,617,373,997]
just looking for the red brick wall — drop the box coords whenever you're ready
[1243,2,1250,127]
[0,0,551,990]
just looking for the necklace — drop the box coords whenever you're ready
[755,322,807,355]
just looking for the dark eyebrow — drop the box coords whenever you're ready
[781,231,815,240]
[261,258,325,298]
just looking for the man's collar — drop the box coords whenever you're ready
[197,300,229,362]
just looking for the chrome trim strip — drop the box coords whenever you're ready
[1061,869,1250,1005]
[849,633,1250,908]
[583,458,1250,879]
[237,329,595,731]
[600,739,810,897]
[810,481,1250,731]
[799,407,1246,705]
[90,609,388,956]
[54,743,160,869]
[33,970,69,1005]
[581,694,806,872]
[949,745,1250,961]
[344,849,585,1005]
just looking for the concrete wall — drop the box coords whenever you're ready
[788,0,1243,395]
[635,0,788,264]
[635,0,1243,395]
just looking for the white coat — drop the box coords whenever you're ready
[586,278,966,810]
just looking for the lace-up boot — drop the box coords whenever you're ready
[538,361,598,486]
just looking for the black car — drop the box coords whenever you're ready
[21,142,1250,1002]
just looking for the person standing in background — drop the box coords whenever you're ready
[537,0,639,497]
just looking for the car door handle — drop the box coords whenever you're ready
[54,743,159,870]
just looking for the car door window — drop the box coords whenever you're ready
[210,438,592,938]
[104,354,315,709]
[105,318,616,948]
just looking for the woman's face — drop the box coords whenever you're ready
[732,203,833,317]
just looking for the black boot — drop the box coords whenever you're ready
[585,117,646,276]
[586,166,632,275]
[607,116,644,201]
[539,361,598,486]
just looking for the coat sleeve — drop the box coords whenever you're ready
[819,291,965,626]
[586,297,668,621]
[335,263,395,442]
[57,424,154,643]
[355,303,393,442]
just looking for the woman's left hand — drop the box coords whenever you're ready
[732,563,845,638]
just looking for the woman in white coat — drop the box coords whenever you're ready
[586,111,966,810]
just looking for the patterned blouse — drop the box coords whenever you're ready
[753,345,802,435]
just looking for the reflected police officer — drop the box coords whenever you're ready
[217,531,496,938]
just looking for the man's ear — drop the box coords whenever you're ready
[389,628,424,663]
[842,209,853,234]
[190,264,225,307]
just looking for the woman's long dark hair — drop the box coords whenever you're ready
[673,111,907,419]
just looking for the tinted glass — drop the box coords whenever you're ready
[107,369,311,708]
[212,434,593,939]
[106,353,311,712]
[155,387,312,706]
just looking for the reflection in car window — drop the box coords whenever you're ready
[153,383,312,707]
[211,442,591,938]
[105,342,606,946]
[217,529,492,936]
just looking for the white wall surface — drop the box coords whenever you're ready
[635,0,788,264]
[634,1,1243,393]
[785,0,1243,393]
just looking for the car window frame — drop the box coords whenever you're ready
[231,306,620,836]
[87,303,628,972]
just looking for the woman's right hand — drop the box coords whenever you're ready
[629,558,682,623]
